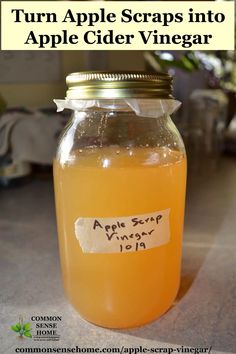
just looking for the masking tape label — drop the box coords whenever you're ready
[74,209,170,254]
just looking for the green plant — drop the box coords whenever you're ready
[145,51,200,73]
[11,316,32,338]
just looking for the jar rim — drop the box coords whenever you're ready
[66,71,174,100]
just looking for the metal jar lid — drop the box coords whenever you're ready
[66,71,173,99]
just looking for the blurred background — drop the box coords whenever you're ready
[0,49,236,184]
[1,2,236,351]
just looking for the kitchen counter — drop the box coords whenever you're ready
[0,156,236,354]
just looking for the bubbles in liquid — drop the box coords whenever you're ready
[70,146,184,168]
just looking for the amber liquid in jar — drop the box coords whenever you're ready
[54,146,186,328]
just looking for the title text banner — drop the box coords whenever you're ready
[1,1,235,50]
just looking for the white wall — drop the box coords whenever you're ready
[0,51,145,108]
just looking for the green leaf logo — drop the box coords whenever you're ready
[11,316,32,339]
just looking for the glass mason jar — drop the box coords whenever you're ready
[54,72,187,329]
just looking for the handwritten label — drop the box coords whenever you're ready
[74,209,170,254]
